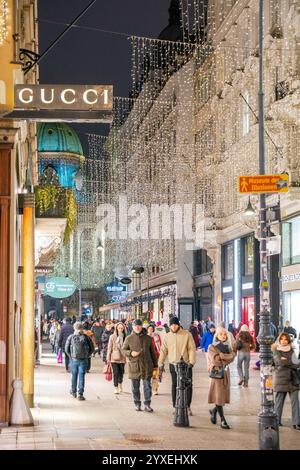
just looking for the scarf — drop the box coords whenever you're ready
[116,333,125,348]
[277,344,291,352]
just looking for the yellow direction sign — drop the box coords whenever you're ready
[238,174,289,194]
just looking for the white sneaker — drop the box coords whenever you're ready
[114,387,119,394]
[118,384,123,393]
[153,390,158,395]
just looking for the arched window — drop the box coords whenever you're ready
[40,165,59,186]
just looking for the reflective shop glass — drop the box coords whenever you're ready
[224,243,234,280]
[282,216,300,266]
[244,235,254,275]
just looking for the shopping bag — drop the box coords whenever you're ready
[105,362,112,381]
[57,348,62,364]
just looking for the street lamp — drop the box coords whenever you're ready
[244,196,256,216]
[257,0,279,450]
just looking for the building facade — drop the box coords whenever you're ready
[0,0,38,424]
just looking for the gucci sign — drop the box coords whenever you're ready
[14,85,113,111]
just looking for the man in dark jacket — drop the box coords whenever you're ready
[91,318,104,356]
[122,319,158,412]
[65,322,94,401]
[58,317,74,371]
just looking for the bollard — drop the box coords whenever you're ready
[174,356,190,427]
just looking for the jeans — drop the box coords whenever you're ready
[71,359,88,395]
[131,378,152,406]
[237,352,250,382]
[275,391,300,426]
[169,363,193,408]
[111,363,125,387]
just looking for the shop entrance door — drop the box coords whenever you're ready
[223,299,234,329]
[242,296,256,344]
[242,297,255,325]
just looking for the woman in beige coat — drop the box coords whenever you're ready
[107,322,127,394]
[207,327,236,429]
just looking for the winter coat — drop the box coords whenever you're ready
[197,322,203,337]
[236,331,255,353]
[272,345,299,393]
[58,323,74,350]
[107,331,126,364]
[101,328,114,361]
[149,333,162,358]
[158,327,196,366]
[207,344,236,406]
[91,324,104,343]
[201,330,214,352]
[189,326,200,348]
[65,332,94,359]
[122,328,158,380]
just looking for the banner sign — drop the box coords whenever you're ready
[44,277,76,299]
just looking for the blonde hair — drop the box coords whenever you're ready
[215,326,228,341]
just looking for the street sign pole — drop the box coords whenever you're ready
[257,0,279,450]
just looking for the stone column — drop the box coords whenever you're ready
[0,145,11,426]
[0,195,10,425]
[21,193,35,408]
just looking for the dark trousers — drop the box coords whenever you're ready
[275,391,300,425]
[111,363,125,387]
[93,341,102,356]
[169,363,193,408]
[64,352,70,371]
[131,378,152,406]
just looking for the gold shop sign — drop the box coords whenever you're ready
[14,85,113,110]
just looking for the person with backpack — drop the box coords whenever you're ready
[65,322,95,401]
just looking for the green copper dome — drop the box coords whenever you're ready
[37,123,84,156]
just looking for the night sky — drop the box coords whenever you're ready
[38,0,171,139]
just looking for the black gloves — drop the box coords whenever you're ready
[216,342,230,354]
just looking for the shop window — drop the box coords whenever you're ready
[282,216,300,266]
[194,249,212,276]
[244,235,254,275]
[223,243,234,280]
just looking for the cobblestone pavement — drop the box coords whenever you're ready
[0,345,299,450]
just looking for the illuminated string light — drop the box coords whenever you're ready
[0,0,8,46]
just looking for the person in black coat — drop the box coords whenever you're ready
[58,317,74,371]
[101,322,114,363]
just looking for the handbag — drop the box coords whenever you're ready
[291,367,300,387]
[236,340,243,351]
[105,362,112,382]
[57,348,62,364]
[209,367,225,379]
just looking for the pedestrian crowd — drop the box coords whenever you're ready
[42,314,300,431]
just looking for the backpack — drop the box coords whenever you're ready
[70,334,90,359]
